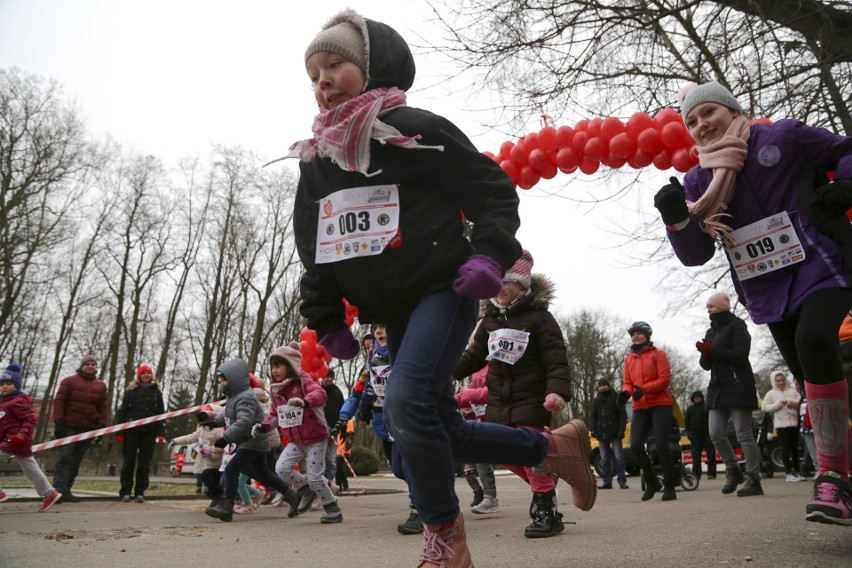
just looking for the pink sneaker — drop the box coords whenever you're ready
[0,490,8,503]
[39,490,62,512]
[233,503,254,514]
[805,473,852,526]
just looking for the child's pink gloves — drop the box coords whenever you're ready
[453,254,503,300]
[319,328,360,360]
[543,393,566,412]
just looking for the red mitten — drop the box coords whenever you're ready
[9,434,26,447]
[115,434,125,444]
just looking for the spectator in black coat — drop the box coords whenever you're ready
[684,390,716,480]
[322,369,345,487]
[591,378,628,489]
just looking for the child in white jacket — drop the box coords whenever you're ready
[170,404,225,504]
[762,371,804,481]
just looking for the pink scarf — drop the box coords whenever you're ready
[687,115,750,244]
[283,87,442,177]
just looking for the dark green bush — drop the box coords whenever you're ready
[348,445,380,476]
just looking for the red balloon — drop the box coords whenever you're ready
[750,117,773,125]
[660,121,691,150]
[483,151,496,160]
[600,117,626,142]
[583,137,607,162]
[528,148,550,171]
[637,128,664,156]
[301,357,317,372]
[500,160,519,181]
[299,327,317,342]
[524,132,540,150]
[571,131,590,154]
[652,150,673,171]
[509,143,529,166]
[579,157,600,175]
[574,119,589,133]
[555,126,575,148]
[628,148,654,169]
[608,132,637,159]
[316,363,329,378]
[604,152,627,169]
[518,165,541,188]
[539,161,558,179]
[500,140,515,158]
[671,147,695,172]
[538,126,558,152]
[555,147,580,171]
[626,112,654,140]
[587,118,603,138]
[654,108,681,128]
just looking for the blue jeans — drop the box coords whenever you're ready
[599,437,627,486]
[383,287,549,525]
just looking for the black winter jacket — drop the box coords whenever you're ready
[684,397,710,439]
[591,389,626,442]
[115,382,165,434]
[452,275,572,427]
[700,311,758,410]
[294,16,521,337]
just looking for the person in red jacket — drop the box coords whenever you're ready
[0,363,62,511]
[620,321,678,502]
[52,354,108,503]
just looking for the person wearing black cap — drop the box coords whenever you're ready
[684,390,716,480]
[592,377,628,489]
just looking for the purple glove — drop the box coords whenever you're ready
[319,328,360,360]
[453,254,504,300]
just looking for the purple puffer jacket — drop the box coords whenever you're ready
[668,119,852,324]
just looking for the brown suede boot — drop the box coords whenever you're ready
[540,419,597,511]
[417,512,474,568]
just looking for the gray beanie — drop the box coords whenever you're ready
[304,19,367,72]
[679,81,742,121]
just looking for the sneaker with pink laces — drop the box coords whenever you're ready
[39,489,62,512]
[805,472,852,526]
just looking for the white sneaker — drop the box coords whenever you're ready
[270,492,284,507]
[786,474,795,482]
[791,473,807,482]
[471,495,501,514]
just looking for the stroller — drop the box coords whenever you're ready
[640,417,699,492]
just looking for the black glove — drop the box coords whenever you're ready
[632,386,644,401]
[654,177,689,226]
[213,437,229,449]
[54,419,67,439]
[617,431,625,439]
[617,391,631,405]
[330,417,348,436]
[812,180,852,216]
[196,411,209,422]
[202,419,219,428]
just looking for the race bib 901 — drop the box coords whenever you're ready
[725,211,805,281]
[315,185,400,265]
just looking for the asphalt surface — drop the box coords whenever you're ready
[0,472,850,567]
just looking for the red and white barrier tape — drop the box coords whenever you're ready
[31,400,226,453]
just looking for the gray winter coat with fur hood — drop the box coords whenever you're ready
[210,359,269,452]
[453,274,572,428]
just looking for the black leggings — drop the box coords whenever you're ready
[776,426,800,474]
[767,287,852,388]
[630,405,676,486]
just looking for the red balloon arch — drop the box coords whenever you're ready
[485,108,773,189]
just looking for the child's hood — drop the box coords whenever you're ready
[323,9,415,92]
[216,359,252,395]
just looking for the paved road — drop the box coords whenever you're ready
[1,473,849,567]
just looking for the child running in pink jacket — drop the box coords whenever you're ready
[254,342,341,524]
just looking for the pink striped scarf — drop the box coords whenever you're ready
[286,87,443,176]
[687,115,750,245]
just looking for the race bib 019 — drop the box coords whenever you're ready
[725,211,805,281]
[315,185,401,264]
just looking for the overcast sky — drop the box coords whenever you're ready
[0,0,725,371]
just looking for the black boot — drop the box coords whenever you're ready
[207,496,222,509]
[296,484,316,514]
[737,473,764,497]
[397,509,424,534]
[661,484,677,501]
[641,474,662,501]
[722,465,744,495]
[320,500,343,524]
[283,487,300,518]
[471,488,484,507]
[205,497,234,522]
[523,490,565,538]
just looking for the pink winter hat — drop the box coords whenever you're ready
[504,250,534,289]
[707,292,731,312]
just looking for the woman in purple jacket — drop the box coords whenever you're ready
[653,81,852,526]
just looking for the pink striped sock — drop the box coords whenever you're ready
[805,381,849,478]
